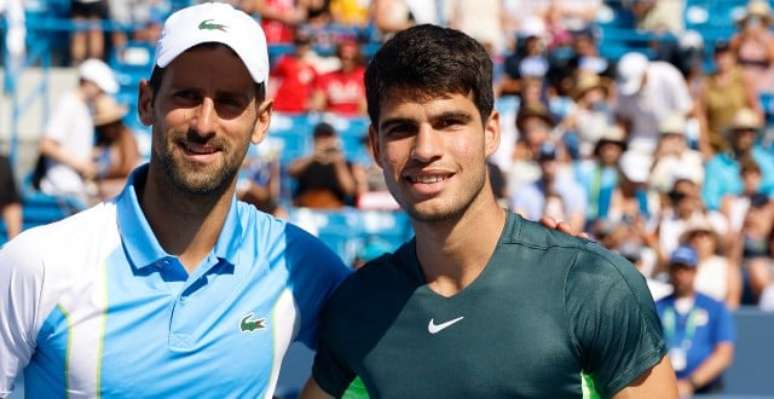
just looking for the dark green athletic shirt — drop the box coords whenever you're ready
[313,213,667,398]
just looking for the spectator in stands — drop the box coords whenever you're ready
[92,95,140,201]
[609,150,659,225]
[657,245,735,397]
[69,0,110,63]
[567,28,613,78]
[312,41,367,116]
[370,0,439,37]
[616,52,693,155]
[448,0,504,54]
[238,143,284,217]
[739,195,773,303]
[697,41,762,155]
[681,219,742,309]
[271,32,319,113]
[38,59,118,204]
[574,125,626,222]
[329,0,369,27]
[242,0,308,43]
[108,0,168,49]
[625,0,684,36]
[0,155,22,240]
[353,136,400,210]
[730,0,774,95]
[499,18,550,96]
[649,114,704,195]
[289,122,358,208]
[511,143,586,231]
[722,159,767,234]
[561,72,614,158]
[508,103,554,194]
[703,108,774,211]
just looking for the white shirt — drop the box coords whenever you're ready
[649,149,705,193]
[695,255,730,303]
[40,91,94,199]
[617,62,692,154]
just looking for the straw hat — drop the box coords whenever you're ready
[679,217,720,245]
[572,72,607,101]
[659,114,687,136]
[594,125,628,154]
[92,95,128,127]
[741,0,772,25]
[729,108,762,132]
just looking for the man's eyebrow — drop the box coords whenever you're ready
[379,117,417,131]
[429,111,473,124]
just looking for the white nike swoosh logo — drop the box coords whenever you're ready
[428,316,464,334]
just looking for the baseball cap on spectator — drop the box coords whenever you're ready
[79,59,118,94]
[729,108,762,132]
[659,114,687,136]
[669,245,698,267]
[619,150,652,183]
[92,95,128,126]
[154,2,269,85]
[616,52,649,96]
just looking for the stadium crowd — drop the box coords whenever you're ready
[1,0,773,395]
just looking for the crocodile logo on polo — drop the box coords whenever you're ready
[240,313,266,333]
[198,19,228,32]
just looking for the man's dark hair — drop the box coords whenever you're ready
[365,24,494,125]
[146,42,266,104]
[313,122,337,139]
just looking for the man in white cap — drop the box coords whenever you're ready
[615,52,693,155]
[38,58,119,203]
[0,3,351,396]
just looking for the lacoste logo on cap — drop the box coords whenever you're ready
[240,313,266,333]
[198,19,228,32]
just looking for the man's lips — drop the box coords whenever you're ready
[178,141,221,162]
[402,170,454,195]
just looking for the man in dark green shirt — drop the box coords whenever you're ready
[302,25,678,399]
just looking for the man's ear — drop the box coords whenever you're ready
[138,80,155,126]
[368,125,383,169]
[251,99,273,145]
[484,110,501,157]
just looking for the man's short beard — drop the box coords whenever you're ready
[155,142,240,197]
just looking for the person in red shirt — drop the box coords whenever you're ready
[312,41,367,116]
[271,33,319,113]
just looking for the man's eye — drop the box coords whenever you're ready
[175,91,198,101]
[437,118,464,129]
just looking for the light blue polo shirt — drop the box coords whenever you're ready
[0,165,351,398]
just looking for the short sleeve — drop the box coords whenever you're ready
[311,314,358,398]
[284,224,351,349]
[44,95,76,143]
[713,303,735,345]
[565,244,667,398]
[0,232,46,395]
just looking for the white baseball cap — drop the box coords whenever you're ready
[154,2,269,84]
[616,52,649,96]
[79,59,118,94]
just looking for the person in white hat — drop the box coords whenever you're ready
[0,3,353,397]
[37,58,119,204]
[615,52,693,155]
[649,113,704,194]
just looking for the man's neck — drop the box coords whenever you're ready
[413,189,506,298]
[139,165,234,273]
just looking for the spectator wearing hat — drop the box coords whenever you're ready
[729,0,774,95]
[574,125,626,221]
[656,245,735,397]
[91,95,140,201]
[703,108,774,211]
[0,155,22,240]
[681,219,742,309]
[627,0,684,36]
[270,32,319,113]
[511,143,587,231]
[289,122,358,208]
[697,41,762,155]
[311,41,367,116]
[609,150,659,225]
[37,58,119,204]
[722,159,768,234]
[561,72,614,158]
[615,52,693,155]
[649,113,704,194]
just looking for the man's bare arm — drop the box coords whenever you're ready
[300,378,334,399]
[613,355,678,399]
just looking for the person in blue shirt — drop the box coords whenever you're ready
[657,246,736,397]
[703,108,774,210]
[0,3,351,397]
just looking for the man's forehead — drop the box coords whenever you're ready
[378,90,477,119]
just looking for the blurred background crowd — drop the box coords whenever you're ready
[0,0,773,396]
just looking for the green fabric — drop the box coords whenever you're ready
[341,377,369,399]
[312,213,667,398]
[581,373,602,399]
